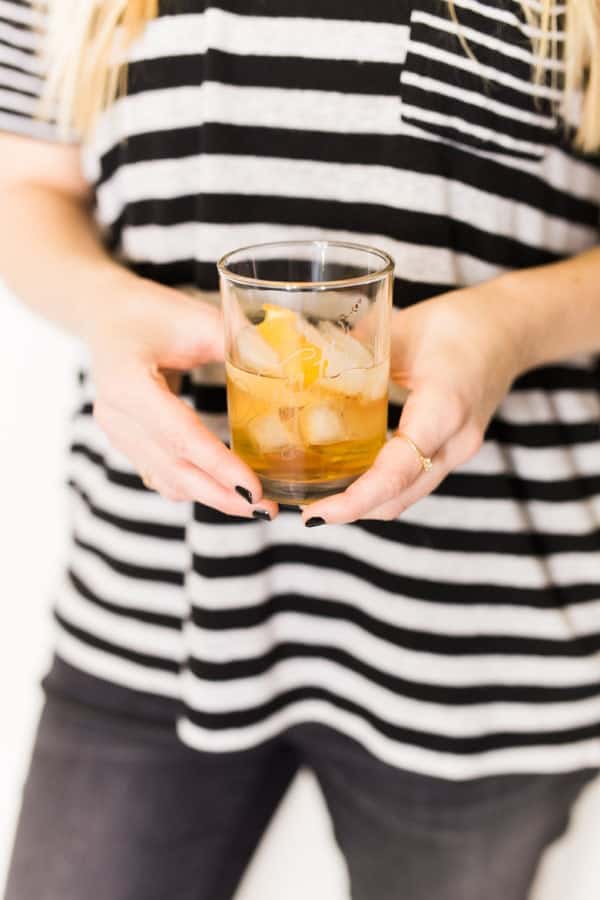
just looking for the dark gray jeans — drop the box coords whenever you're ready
[4,696,595,900]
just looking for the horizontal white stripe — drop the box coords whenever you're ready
[0,63,41,94]
[186,612,600,689]
[131,9,409,65]
[181,658,600,735]
[178,703,600,779]
[0,0,40,27]
[72,492,189,570]
[407,40,562,102]
[186,566,600,641]
[455,438,600,481]
[55,624,179,697]
[0,108,56,139]
[401,70,556,129]
[441,0,566,42]
[69,451,191,528]
[0,39,43,75]
[401,102,547,157]
[91,83,406,160]
[97,153,596,257]
[0,18,37,51]
[189,516,600,587]
[57,576,183,660]
[498,390,600,425]
[403,493,600,537]
[412,10,565,71]
[69,541,187,616]
[0,85,37,114]
[121,221,504,287]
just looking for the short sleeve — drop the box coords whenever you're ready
[0,0,64,141]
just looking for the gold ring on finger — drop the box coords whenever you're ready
[396,431,433,474]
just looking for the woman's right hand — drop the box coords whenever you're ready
[87,278,279,520]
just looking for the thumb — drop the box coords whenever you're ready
[166,294,226,368]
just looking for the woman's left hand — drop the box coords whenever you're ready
[301,282,528,525]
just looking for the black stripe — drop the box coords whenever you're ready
[189,488,600,555]
[0,34,34,55]
[485,418,600,447]
[513,366,600,392]
[70,443,147,492]
[0,13,31,31]
[356,518,600,556]
[98,124,599,229]
[190,592,600,657]
[128,52,400,98]
[115,194,559,271]
[0,103,31,120]
[400,115,540,162]
[128,259,455,308]
[183,686,600,752]
[162,0,412,24]
[437,471,600,502]
[67,569,182,630]
[0,69,39,97]
[74,535,184,585]
[69,479,185,541]
[191,546,600,607]
[55,611,180,673]
[188,643,600,704]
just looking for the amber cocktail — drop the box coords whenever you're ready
[218,241,394,504]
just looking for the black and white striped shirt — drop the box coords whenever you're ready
[3,0,600,778]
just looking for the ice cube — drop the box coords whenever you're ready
[234,325,282,375]
[248,413,294,453]
[299,404,346,445]
[326,364,389,400]
[318,321,373,374]
[295,318,341,376]
[226,362,310,407]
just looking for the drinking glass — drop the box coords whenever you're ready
[218,240,394,504]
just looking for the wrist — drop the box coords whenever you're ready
[482,270,548,376]
[75,266,158,347]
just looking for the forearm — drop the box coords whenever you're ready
[0,182,144,342]
[493,246,600,373]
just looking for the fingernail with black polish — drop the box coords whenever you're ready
[252,509,271,521]
[235,486,253,504]
[305,516,326,528]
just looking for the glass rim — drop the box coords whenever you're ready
[217,239,395,290]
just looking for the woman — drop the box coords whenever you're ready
[2,1,600,898]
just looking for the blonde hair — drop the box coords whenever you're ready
[42,0,600,152]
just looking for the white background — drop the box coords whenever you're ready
[1,280,599,898]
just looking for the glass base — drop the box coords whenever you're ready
[259,474,358,505]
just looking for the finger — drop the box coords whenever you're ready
[360,426,480,521]
[303,382,464,525]
[361,451,453,521]
[108,366,264,503]
[95,403,279,519]
[302,436,425,525]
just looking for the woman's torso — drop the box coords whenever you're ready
[4,0,600,777]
